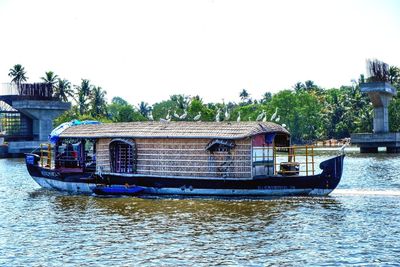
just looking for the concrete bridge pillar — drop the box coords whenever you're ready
[361,82,396,133]
[373,106,389,133]
[352,82,399,153]
[12,100,71,141]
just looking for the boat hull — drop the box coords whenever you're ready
[26,155,345,197]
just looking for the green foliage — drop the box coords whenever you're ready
[111,97,128,106]
[268,90,320,142]
[389,66,400,92]
[388,67,400,131]
[239,89,249,100]
[293,82,305,92]
[108,97,146,122]
[152,100,178,120]
[117,105,146,122]
[239,89,252,105]
[260,92,272,104]
[54,109,75,126]
[53,107,112,127]
[8,64,28,86]
[75,79,92,115]
[170,94,191,109]
[54,79,74,102]
[188,98,214,121]
[234,103,265,121]
[138,101,151,118]
[389,98,400,132]
[89,86,107,118]
[40,71,59,85]
[30,62,400,144]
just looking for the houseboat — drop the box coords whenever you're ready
[25,121,345,197]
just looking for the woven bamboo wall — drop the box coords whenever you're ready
[96,138,112,173]
[96,137,252,178]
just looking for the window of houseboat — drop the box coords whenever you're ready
[110,140,136,173]
[84,139,96,171]
[206,139,235,178]
[55,139,97,171]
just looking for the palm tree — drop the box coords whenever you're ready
[40,71,59,86]
[261,92,272,103]
[111,96,128,106]
[305,80,316,90]
[75,79,92,115]
[77,93,86,115]
[389,66,400,86]
[239,89,249,102]
[90,86,107,117]
[293,82,305,92]
[170,94,190,109]
[76,79,91,97]
[54,79,74,102]
[138,101,150,117]
[8,64,28,93]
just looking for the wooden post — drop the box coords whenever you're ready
[293,146,296,162]
[274,146,277,175]
[40,144,43,167]
[47,143,52,168]
[305,145,308,176]
[311,146,315,175]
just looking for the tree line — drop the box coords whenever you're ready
[7,63,400,144]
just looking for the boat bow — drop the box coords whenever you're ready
[319,154,345,190]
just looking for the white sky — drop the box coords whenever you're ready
[0,0,399,105]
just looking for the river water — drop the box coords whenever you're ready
[0,148,399,266]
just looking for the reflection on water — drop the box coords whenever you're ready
[48,194,328,224]
[334,189,400,196]
[0,152,400,266]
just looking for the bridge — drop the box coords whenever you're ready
[351,82,399,153]
[0,83,71,156]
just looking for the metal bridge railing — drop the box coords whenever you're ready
[0,83,54,99]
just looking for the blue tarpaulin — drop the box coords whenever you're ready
[49,120,101,143]
[265,133,276,144]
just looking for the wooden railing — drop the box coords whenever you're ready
[40,143,52,168]
[273,145,315,176]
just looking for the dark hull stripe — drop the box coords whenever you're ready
[26,155,345,196]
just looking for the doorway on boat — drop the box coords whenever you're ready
[252,134,274,176]
[252,133,289,176]
[109,139,137,173]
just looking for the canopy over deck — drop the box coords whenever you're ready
[59,121,289,140]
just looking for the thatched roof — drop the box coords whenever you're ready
[59,121,290,139]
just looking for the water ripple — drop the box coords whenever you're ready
[0,154,400,266]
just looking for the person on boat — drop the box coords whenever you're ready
[60,143,78,168]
